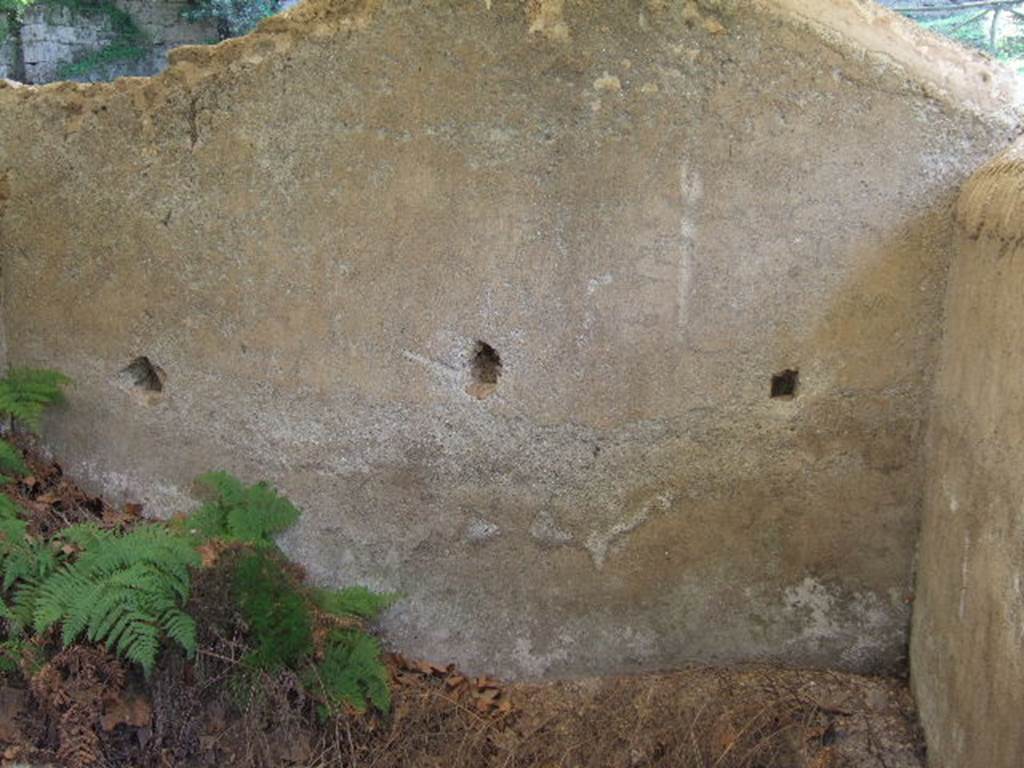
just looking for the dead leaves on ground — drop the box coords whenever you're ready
[391,654,513,717]
[3,445,142,538]
[28,646,152,768]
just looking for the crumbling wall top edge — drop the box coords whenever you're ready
[755,0,1023,129]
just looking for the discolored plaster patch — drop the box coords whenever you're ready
[526,0,569,43]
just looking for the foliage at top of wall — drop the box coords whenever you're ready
[898,2,1024,74]
[183,0,281,40]
[48,0,149,80]
[0,0,34,46]
[0,0,148,80]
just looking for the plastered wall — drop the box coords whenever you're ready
[911,138,1024,768]
[0,0,1018,678]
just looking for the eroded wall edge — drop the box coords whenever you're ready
[0,0,1019,128]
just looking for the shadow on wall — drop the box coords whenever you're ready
[0,0,299,84]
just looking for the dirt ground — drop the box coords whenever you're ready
[0,446,925,768]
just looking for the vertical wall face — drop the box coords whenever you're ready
[912,142,1024,768]
[0,0,1017,678]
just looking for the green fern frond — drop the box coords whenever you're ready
[306,629,391,716]
[234,550,314,671]
[311,585,400,620]
[162,608,197,656]
[60,522,114,550]
[0,494,20,520]
[0,368,71,433]
[0,509,61,635]
[32,525,200,675]
[0,637,24,674]
[0,440,28,481]
[188,471,300,546]
[0,517,57,589]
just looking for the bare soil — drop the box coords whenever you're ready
[0,446,925,768]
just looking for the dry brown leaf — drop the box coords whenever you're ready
[102,502,142,528]
[809,746,835,768]
[0,687,27,744]
[100,695,152,732]
[2,745,22,762]
[197,541,222,568]
[412,660,446,676]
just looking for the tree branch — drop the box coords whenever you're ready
[894,0,1022,12]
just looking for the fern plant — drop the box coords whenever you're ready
[186,471,300,547]
[305,629,391,716]
[227,533,395,713]
[33,524,200,675]
[0,495,60,634]
[0,368,70,433]
[0,368,69,483]
[233,550,314,670]
[311,585,399,621]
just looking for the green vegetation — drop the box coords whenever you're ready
[0,368,68,636]
[312,584,400,620]
[233,550,314,670]
[0,371,395,713]
[0,368,69,437]
[0,0,148,80]
[51,0,148,80]
[307,629,392,717]
[183,0,281,40]
[899,2,1024,74]
[56,36,147,79]
[32,524,200,675]
[185,470,301,547]
[0,367,68,483]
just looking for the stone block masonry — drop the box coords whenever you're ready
[5,0,215,84]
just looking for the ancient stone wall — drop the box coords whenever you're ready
[910,138,1024,768]
[0,0,1018,679]
[19,3,119,83]
[0,35,15,81]
[8,0,214,84]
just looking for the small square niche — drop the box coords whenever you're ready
[771,369,799,399]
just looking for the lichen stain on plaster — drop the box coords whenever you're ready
[782,576,900,666]
[958,531,971,621]
[586,273,614,296]
[0,169,8,221]
[593,72,622,93]
[465,518,501,542]
[585,492,675,568]
[530,509,573,547]
[677,160,702,330]
[680,1,727,36]
[526,0,570,42]
[783,577,842,647]
[512,634,571,678]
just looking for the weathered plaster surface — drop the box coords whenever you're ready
[911,138,1024,768]
[0,0,1018,678]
